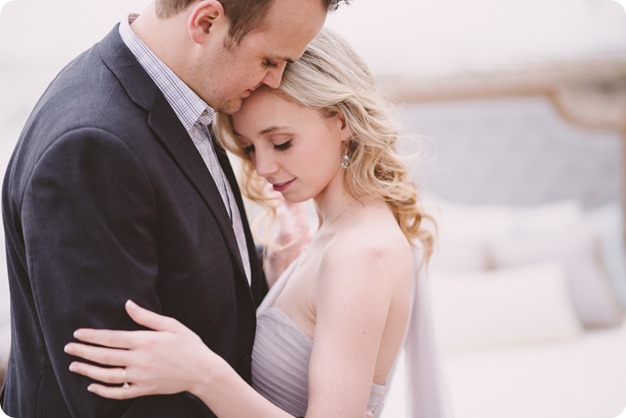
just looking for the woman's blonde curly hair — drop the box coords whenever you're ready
[214,28,435,261]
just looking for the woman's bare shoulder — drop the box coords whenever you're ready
[319,205,414,292]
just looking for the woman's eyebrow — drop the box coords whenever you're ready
[259,125,289,136]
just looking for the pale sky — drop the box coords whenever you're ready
[1,0,625,78]
[323,0,626,76]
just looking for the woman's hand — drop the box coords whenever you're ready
[65,301,379,417]
[64,300,223,399]
[265,197,313,286]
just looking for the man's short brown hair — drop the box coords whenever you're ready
[155,0,346,45]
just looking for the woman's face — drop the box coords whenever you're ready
[231,88,351,203]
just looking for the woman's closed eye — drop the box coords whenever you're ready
[273,140,292,151]
[242,140,292,155]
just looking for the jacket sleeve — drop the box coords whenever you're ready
[21,128,210,418]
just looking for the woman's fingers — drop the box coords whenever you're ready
[86,382,148,400]
[69,360,152,400]
[71,328,137,349]
[71,301,185,350]
[64,342,128,367]
[65,301,208,400]
[125,300,184,333]
[69,361,127,385]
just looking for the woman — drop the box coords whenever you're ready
[64,28,440,417]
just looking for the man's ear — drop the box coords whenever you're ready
[188,0,225,44]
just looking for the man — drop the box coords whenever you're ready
[0,0,340,416]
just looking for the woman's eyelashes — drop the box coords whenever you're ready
[273,140,292,151]
[242,140,292,155]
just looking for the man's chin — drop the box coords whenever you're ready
[217,99,243,115]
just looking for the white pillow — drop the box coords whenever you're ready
[487,224,624,328]
[428,237,488,273]
[423,196,513,272]
[423,195,584,273]
[505,200,583,235]
[429,262,582,354]
[423,195,583,236]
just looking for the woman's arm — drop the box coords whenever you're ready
[304,239,399,417]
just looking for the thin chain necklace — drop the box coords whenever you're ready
[320,200,356,230]
[303,200,357,254]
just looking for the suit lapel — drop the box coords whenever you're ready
[97,25,249,283]
[212,134,265,290]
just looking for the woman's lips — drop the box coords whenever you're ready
[272,179,295,192]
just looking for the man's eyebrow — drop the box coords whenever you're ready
[269,55,294,64]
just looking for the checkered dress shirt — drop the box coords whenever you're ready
[119,16,251,283]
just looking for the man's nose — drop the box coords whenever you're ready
[262,62,287,89]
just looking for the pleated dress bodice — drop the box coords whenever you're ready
[251,260,387,417]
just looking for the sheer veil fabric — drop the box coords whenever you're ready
[379,252,455,418]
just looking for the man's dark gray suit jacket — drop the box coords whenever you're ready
[0,24,267,418]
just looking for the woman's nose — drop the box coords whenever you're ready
[253,151,279,178]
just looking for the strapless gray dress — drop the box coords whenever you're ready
[251,253,455,418]
[251,260,387,416]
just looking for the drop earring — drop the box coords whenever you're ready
[341,152,351,169]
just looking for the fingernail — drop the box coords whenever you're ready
[87,384,94,392]
[126,299,137,309]
[73,330,81,339]
[64,344,72,353]
[69,363,76,372]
